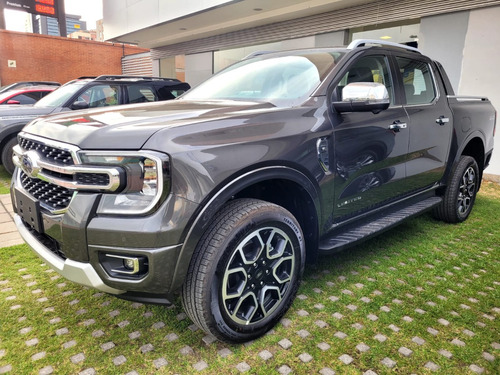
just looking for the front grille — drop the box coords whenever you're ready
[76,173,110,186]
[19,136,74,166]
[21,172,73,211]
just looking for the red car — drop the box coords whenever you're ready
[0,86,56,105]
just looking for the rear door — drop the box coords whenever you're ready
[331,52,410,220]
[393,54,453,191]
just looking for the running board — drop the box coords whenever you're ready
[319,196,442,253]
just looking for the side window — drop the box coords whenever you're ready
[336,55,394,105]
[396,57,436,105]
[12,93,39,104]
[157,86,187,100]
[127,85,158,103]
[76,84,121,108]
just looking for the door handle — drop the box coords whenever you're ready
[436,116,449,125]
[389,120,407,132]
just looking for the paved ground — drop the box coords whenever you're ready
[0,194,23,248]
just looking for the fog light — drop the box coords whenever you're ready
[100,253,148,278]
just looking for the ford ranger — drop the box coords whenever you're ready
[10,40,496,343]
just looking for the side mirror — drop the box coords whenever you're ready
[70,101,89,110]
[6,100,21,105]
[333,82,390,114]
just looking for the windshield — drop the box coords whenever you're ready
[34,81,88,108]
[183,51,344,107]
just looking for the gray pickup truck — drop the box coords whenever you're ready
[10,40,495,343]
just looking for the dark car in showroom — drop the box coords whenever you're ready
[0,75,190,174]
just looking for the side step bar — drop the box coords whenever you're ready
[319,196,442,253]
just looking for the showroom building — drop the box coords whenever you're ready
[104,0,500,176]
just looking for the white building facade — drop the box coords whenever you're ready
[104,0,500,176]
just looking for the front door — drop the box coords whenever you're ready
[331,54,410,222]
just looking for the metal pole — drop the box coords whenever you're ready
[0,5,6,30]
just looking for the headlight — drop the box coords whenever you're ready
[77,151,170,215]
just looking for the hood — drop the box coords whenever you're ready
[0,105,55,123]
[22,100,276,149]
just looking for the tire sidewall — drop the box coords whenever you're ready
[451,156,479,222]
[1,137,17,175]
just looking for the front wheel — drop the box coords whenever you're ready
[1,137,17,175]
[181,198,304,343]
[434,156,479,223]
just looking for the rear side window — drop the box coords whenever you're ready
[11,93,40,104]
[76,84,121,108]
[127,85,158,103]
[396,57,436,105]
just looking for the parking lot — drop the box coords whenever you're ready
[0,182,498,374]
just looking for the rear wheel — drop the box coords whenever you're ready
[434,155,479,223]
[181,198,304,343]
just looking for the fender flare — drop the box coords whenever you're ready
[169,165,321,293]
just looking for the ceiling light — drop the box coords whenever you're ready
[253,8,263,11]
[380,36,392,40]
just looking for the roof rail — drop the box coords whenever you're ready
[242,50,275,59]
[94,75,181,82]
[348,39,420,53]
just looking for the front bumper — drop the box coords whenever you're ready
[14,214,124,294]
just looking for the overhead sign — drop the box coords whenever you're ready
[1,0,59,18]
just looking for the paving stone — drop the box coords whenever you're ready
[352,323,364,330]
[439,349,453,359]
[278,365,292,375]
[482,351,495,361]
[71,353,85,364]
[329,296,339,302]
[92,330,104,338]
[424,361,440,371]
[140,344,154,353]
[469,365,484,373]
[334,331,347,339]
[297,309,309,316]
[415,308,426,314]
[278,338,292,349]
[39,366,54,374]
[0,349,5,358]
[101,342,115,351]
[398,347,413,357]
[339,354,354,364]
[0,365,12,373]
[346,304,357,311]
[26,338,39,346]
[356,343,370,352]
[319,368,335,375]
[258,350,273,360]
[129,331,141,340]
[427,327,439,336]
[297,329,310,338]
[19,327,32,334]
[412,336,425,345]
[118,320,129,328]
[317,342,330,351]
[152,321,165,329]
[367,314,378,321]
[361,297,371,303]
[491,342,500,350]
[280,318,292,328]
[388,324,400,332]
[438,318,450,326]
[83,319,95,326]
[193,361,208,371]
[332,312,344,319]
[235,362,250,372]
[218,348,233,358]
[109,310,120,317]
[451,338,466,347]
[381,357,396,368]
[380,305,390,312]
[463,329,475,337]
[31,351,46,361]
[314,303,325,310]
[403,316,413,323]
[63,340,77,349]
[55,328,69,336]
[392,299,403,304]
[297,294,308,300]
[202,335,217,345]
[374,334,387,342]
[113,355,126,366]
[315,320,328,328]
[165,333,178,341]
[180,346,194,355]
[299,352,313,363]
[342,289,353,296]
[153,358,168,369]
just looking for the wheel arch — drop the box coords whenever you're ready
[457,134,486,188]
[170,166,321,293]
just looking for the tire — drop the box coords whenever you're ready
[1,137,17,175]
[434,156,479,223]
[181,198,304,343]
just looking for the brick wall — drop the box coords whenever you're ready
[0,30,149,86]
